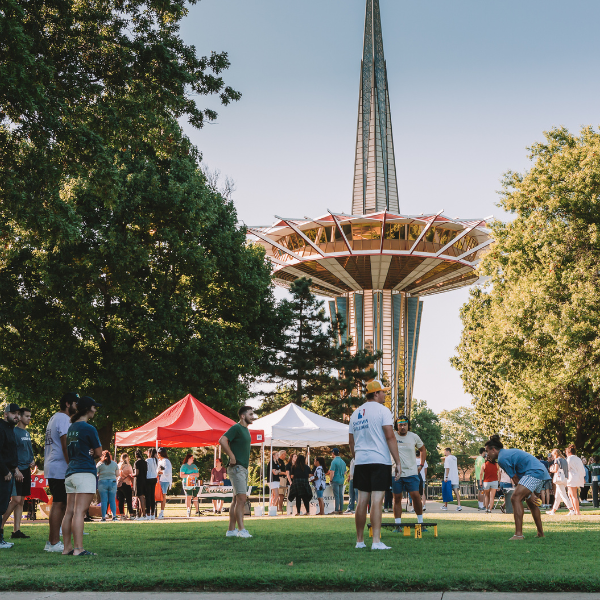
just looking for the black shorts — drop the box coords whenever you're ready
[48,478,67,504]
[14,467,31,497]
[353,463,392,493]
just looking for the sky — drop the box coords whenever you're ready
[179,0,600,413]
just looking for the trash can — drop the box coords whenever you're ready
[504,488,515,513]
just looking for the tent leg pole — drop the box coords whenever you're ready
[269,440,273,509]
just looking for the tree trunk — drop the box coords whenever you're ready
[98,421,114,454]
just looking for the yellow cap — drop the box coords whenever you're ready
[366,379,389,394]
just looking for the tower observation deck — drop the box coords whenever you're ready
[249,0,493,418]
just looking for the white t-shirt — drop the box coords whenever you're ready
[146,457,158,478]
[394,431,424,478]
[499,467,512,484]
[567,455,585,487]
[444,454,459,485]
[44,412,71,479]
[158,458,173,485]
[349,401,394,466]
[420,459,428,482]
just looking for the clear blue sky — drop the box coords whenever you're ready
[179,0,600,413]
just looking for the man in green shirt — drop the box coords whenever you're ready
[220,406,256,538]
[474,448,486,511]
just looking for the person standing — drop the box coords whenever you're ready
[132,449,147,520]
[286,453,298,487]
[276,450,288,513]
[96,451,119,522]
[0,404,20,549]
[116,453,134,519]
[566,445,585,516]
[62,396,102,556]
[2,407,35,540]
[580,457,591,504]
[589,455,600,508]
[145,448,158,520]
[391,417,426,528]
[328,448,346,514]
[288,454,312,515]
[43,392,79,552]
[484,435,547,541]
[180,454,200,517]
[442,448,462,511]
[344,457,356,514]
[538,456,552,509]
[157,448,172,519]
[309,457,326,515]
[474,448,486,511]
[547,448,573,515]
[220,406,256,538]
[268,449,281,508]
[349,379,401,551]
[482,457,500,513]
[210,457,226,514]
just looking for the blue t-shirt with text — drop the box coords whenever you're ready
[498,449,551,482]
[65,421,101,478]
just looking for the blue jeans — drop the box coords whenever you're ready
[348,480,356,511]
[331,482,344,512]
[98,479,117,519]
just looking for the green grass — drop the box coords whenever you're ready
[2,514,600,592]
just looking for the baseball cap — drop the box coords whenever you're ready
[4,403,21,413]
[331,448,340,455]
[77,396,102,411]
[366,379,389,394]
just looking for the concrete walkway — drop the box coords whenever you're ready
[3,593,600,600]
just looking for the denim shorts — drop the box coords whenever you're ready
[316,489,324,499]
[160,481,170,494]
[392,474,421,494]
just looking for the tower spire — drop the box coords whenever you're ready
[352,0,399,215]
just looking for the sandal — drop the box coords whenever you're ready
[75,550,97,556]
[509,535,525,540]
[63,550,74,555]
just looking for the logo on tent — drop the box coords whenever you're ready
[257,434,263,441]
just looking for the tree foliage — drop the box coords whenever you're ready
[410,399,442,470]
[438,407,485,457]
[0,0,280,448]
[451,127,600,455]
[259,278,381,419]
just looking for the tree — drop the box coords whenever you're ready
[452,127,600,455]
[259,277,380,418]
[0,0,281,448]
[410,399,442,471]
[438,407,485,457]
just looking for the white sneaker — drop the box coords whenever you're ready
[149,515,155,520]
[186,508,191,517]
[44,541,64,552]
[456,506,463,511]
[568,510,576,516]
[225,529,239,537]
[136,516,145,521]
[1,539,14,549]
[158,511,164,519]
[237,529,252,538]
[355,541,366,548]
[546,510,555,515]
[441,505,448,511]
[371,541,391,550]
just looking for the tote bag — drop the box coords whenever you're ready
[442,479,453,502]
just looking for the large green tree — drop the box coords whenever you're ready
[0,0,279,447]
[451,127,600,455]
[410,399,442,471]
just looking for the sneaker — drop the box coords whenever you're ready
[371,541,391,550]
[568,510,576,516]
[355,541,366,548]
[149,515,155,520]
[344,509,353,514]
[44,541,64,552]
[136,516,145,521]
[186,508,191,517]
[237,529,252,538]
[101,518,106,522]
[478,507,486,511]
[546,510,556,515]
[408,508,415,513]
[441,505,448,511]
[456,506,463,511]
[225,529,239,537]
[158,511,164,519]
[11,530,30,539]
[112,517,119,522]
[0,539,14,549]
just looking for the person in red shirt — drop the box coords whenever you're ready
[482,459,500,513]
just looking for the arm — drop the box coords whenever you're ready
[60,434,69,464]
[383,425,401,479]
[445,467,449,481]
[417,445,427,472]
[91,446,102,460]
[349,433,355,459]
[219,435,236,466]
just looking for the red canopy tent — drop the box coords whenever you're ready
[114,394,264,449]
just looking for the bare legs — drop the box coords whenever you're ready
[393,490,422,519]
[48,501,66,545]
[228,493,246,531]
[355,490,384,544]
[510,484,544,539]
[135,495,146,518]
[2,495,24,531]
[568,487,581,514]
[211,498,222,513]
[62,492,94,555]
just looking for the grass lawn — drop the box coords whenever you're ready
[2,513,600,592]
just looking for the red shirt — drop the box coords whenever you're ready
[483,461,499,482]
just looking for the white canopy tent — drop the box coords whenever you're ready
[249,403,349,510]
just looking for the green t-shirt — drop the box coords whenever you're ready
[224,423,251,469]
[180,463,199,489]
[330,456,347,483]
[475,456,485,480]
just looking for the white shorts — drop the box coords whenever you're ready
[65,472,97,494]
[270,481,280,490]
[483,481,498,490]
